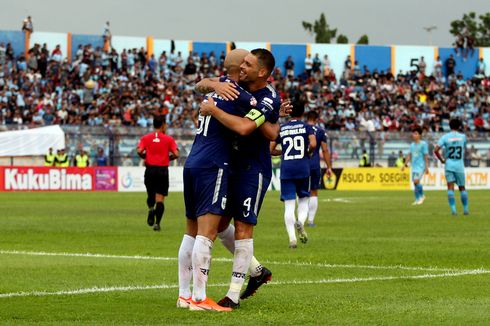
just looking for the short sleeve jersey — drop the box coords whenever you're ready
[309,125,327,170]
[410,140,429,173]
[138,131,178,167]
[230,84,281,177]
[437,131,467,173]
[276,120,314,179]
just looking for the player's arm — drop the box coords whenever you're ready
[270,141,281,156]
[195,78,239,100]
[424,153,429,174]
[401,153,411,171]
[136,141,146,159]
[200,96,265,136]
[321,140,333,174]
[169,139,180,161]
[434,145,445,164]
[308,134,317,156]
[259,122,279,141]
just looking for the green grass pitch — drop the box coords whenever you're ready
[1,190,490,325]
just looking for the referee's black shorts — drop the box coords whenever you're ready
[144,166,169,196]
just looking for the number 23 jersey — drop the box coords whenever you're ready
[437,131,467,173]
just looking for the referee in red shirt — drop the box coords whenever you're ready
[137,115,179,231]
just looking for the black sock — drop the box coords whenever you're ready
[147,197,155,210]
[155,202,164,225]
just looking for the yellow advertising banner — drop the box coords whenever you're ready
[336,168,411,190]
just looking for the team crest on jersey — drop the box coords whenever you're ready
[250,97,257,107]
[221,196,227,210]
[152,138,160,143]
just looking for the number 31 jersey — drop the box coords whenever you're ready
[437,131,467,173]
[276,119,314,179]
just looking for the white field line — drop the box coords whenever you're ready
[1,269,489,299]
[0,249,480,273]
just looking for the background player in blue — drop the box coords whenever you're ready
[270,102,316,248]
[178,49,276,312]
[196,49,283,308]
[305,111,332,227]
[434,119,469,216]
[402,126,429,205]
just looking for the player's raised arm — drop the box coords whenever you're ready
[199,96,264,136]
[195,78,240,100]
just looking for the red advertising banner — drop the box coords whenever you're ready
[0,166,117,192]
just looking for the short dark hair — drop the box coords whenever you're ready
[251,48,275,75]
[449,118,462,131]
[290,101,305,118]
[412,126,423,135]
[153,115,166,129]
[306,110,319,121]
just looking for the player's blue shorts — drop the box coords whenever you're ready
[280,177,310,201]
[411,170,424,182]
[445,170,465,187]
[183,167,228,220]
[310,168,321,191]
[226,171,271,225]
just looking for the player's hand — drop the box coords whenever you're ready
[214,82,239,101]
[401,166,405,172]
[326,168,333,178]
[425,168,429,175]
[279,99,293,117]
[199,96,216,116]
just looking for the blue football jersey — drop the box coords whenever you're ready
[309,125,327,170]
[437,131,467,173]
[230,84,281,177]
[277,120,314,179]
[410,140,428,173]
[185,78,269,169]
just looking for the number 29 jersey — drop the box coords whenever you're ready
[437,131,467,173]
[276,119,314,179]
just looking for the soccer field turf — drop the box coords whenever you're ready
[1,190,489,325]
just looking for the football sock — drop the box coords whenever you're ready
[297,197,309,226]
[416,183,424,198]
[155,202,164,225]
[147,196,155,209]
[460,190,469,213]
[249,256,263,277]
[192,235,213,302]
[447,190,457,214]
[284,200,297,243]
[178,234,195,298]
[218,224,235,254]
[226,239,253,303]
[308,196,318,224]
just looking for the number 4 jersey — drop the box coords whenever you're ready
[185,77,274,170]
[437,131,467,173]
[276,119,314,179]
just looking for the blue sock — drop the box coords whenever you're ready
[460,191,469,214]
[413,186,419,201]
[415,184,424,199]
[447,190,456,214]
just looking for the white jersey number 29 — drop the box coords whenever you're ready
[283,136,305,160]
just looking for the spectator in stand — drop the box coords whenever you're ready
[477,57,486,76]
[21,16,33,34]
[445,54,456,77]
[465,32,475,59]
[312,53,321,75]
[418,56,426,75]
[284,56,295,77]
[323,54,331,77]
[103,21,112,47]
[454,34,464,57]
[304,53,313,76]
[51,45,62,62]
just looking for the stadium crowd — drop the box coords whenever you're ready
[0,41,490,134]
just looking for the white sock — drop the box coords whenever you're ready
[284,199,297,242]
[191,235,213,302]
[218,224,235,254]
[226,239,253,303]
[308,196,318,224]
[178,234,195,298]
[297,197,309,225]
[248,256,263,277]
